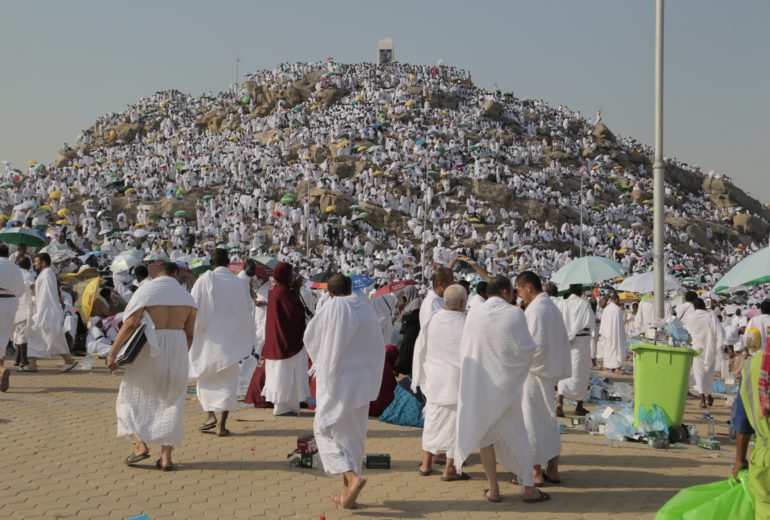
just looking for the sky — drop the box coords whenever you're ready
[1,0,768,204]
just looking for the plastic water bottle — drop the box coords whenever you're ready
[707,417,715,439]
[688,425,698,443]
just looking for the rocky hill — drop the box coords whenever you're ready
[33,60,770,277]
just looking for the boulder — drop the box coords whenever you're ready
[472,180,511,207]
[631,189,652,203]
[316,87,346,108]
[733,214,770,241]
[592,123,616,143]
[194,110,227,132]
[54,148,78,168]
[480,99,502,120]
[427,91,460,110]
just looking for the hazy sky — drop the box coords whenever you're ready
[1,1,768,203]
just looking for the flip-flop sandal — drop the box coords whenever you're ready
[1,370,10,392]
[156,459,174,471]
[200,422,217,431]
[483,489,501,503]
[216,429,231,437]
[441,473,471,482]
[542,472,561,484]
[417,465,431,476]
[124,453,150,465]
[522,490,550,504]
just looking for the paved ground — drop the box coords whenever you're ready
[0,359,735,520]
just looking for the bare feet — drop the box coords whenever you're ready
[555,405,564,417]
[343,477,366,509]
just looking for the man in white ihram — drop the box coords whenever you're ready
[599,292,629,373]
[190,248,256,437]
[516,271,571,488]
[27,253,78,373]
[556,283,595,417]
[108,262,197,471]
[0,244,25,392]
[683,298,725,409]
[454,276,550,504]
[413,284,469,480]
[304,274,384,510]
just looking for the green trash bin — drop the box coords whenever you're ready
[630,343,700,428]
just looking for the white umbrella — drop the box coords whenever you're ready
[617,271,682,294]
[109,249,143,273]
[39,241,76,263]
[550,256,628,286]
[133,229,148,238]
[713,246,770,292]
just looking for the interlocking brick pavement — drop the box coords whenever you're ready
[0,360,734,519]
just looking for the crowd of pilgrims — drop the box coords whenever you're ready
[0,59,768,506]
[1,60,766,291]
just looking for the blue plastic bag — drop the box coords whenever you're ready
[639,403,669,435]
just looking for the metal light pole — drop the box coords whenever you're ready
[306,171,311,258]
[579,173,584,258]
[653,0,665,319]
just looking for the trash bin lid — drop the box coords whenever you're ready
[630,343,701,356]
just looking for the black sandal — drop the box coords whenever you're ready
[156,458,174,471]
[124,452,150,465]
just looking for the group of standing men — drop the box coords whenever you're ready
[413,268,602,504]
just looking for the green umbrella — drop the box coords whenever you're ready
[0,183,12,188]
[549,256,628,286]
[283,194,297,200]
[328,216,339,222]
[714,246,770,292]
[201,195,213,201]
[174,211,186,217]
[349,205,361,211]
[241,96,251,104]
[0,227,46,247]
[34,164,44,172]
[293,106,302,112]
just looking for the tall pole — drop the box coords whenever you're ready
[236,55,240,90]
[422,165,428,284]
[579,173,584,258]
[653,0,665,320]
[306,171,311,258]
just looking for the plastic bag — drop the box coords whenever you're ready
[639,403,669,435]
[654,469,754,520]
[663,318,691,348]
[604,409,637,441]
[610,382,634,402]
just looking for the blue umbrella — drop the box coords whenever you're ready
[351,274,375,291]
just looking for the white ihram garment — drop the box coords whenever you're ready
[454,297,536,487]
[27,268,68,359]
[0,258,24,356]
[11,269,34,345]
[115,277,197,446]
[304,294,384,477]
[684,309,725,395]
[410,289,445,389]
[417,309,465,458]
[599,302,628,370]
[557,294,595,401]
[190,267,256,412]
[262,348,311,415]
[522,292,570,466]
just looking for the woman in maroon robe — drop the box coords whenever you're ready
[247,262,310,415]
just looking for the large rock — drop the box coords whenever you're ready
[194,110,227,132]
[54,148,78,168]
[631,189,652,203]
[480,99,502,120]
[733,214,770,241]
[592,122,616,143]
[316,87,346,108]
[472,180,511,207]
[427,91,460,110]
